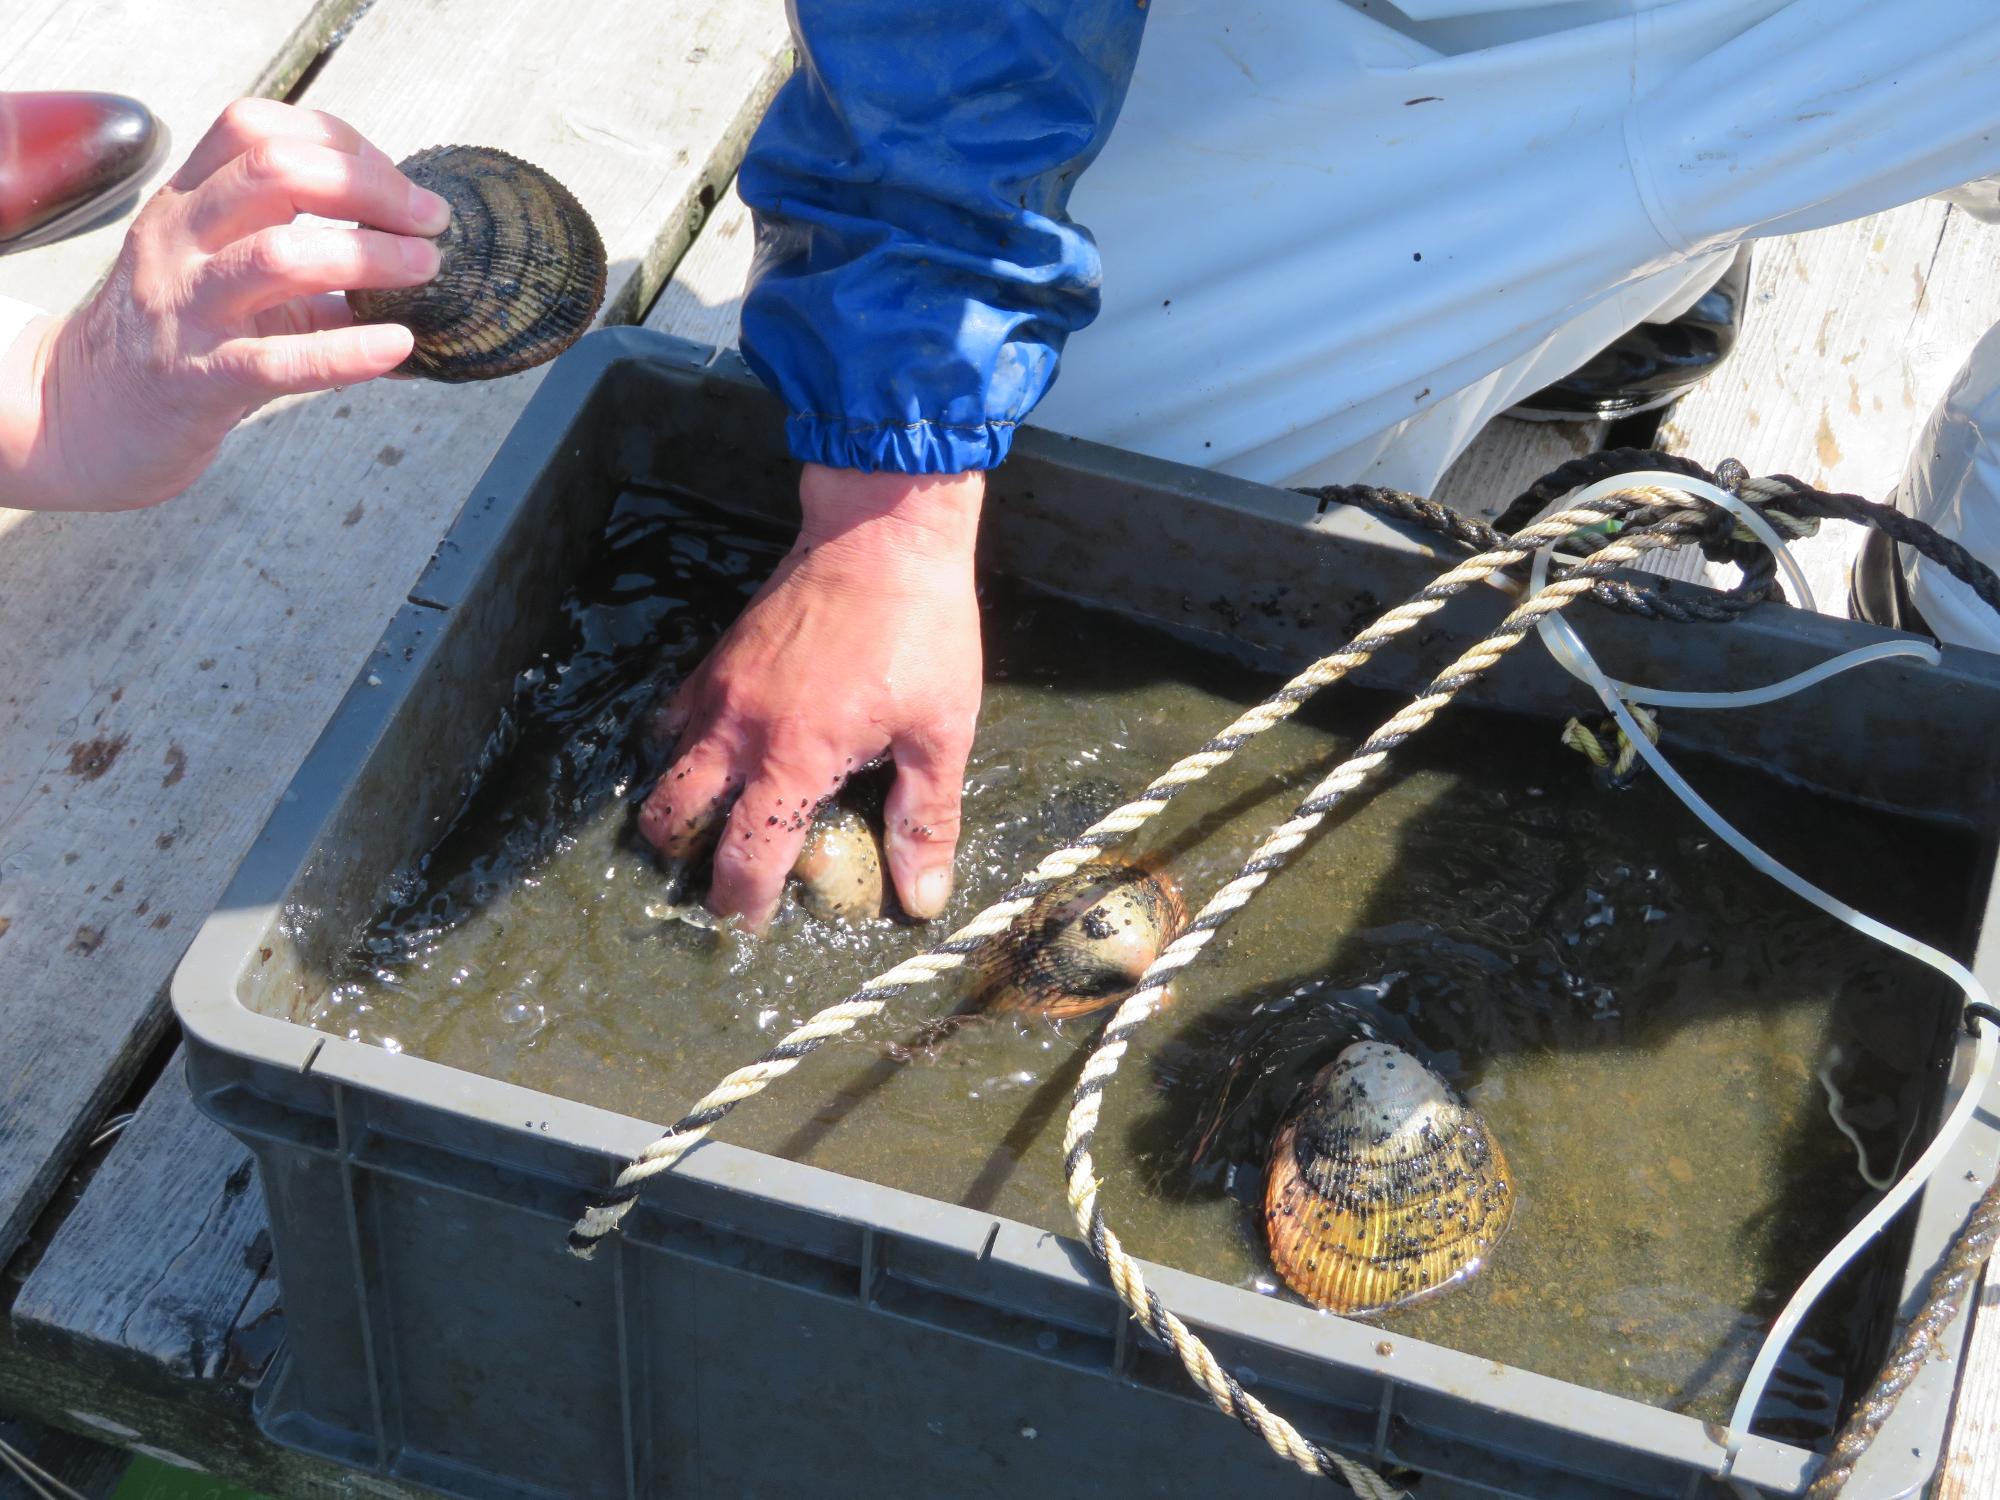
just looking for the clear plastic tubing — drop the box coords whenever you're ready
[1526,473,1998,1476]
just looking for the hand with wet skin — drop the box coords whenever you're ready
[639,463,985,931]
[0,98,450,512]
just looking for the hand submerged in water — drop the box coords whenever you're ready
[639,463,985,931]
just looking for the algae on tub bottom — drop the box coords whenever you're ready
[305,487,1972,1445]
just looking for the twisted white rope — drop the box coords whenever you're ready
[570,486,1722,1494]
[568,498,1648,1254]
[1057,515,1706,1487]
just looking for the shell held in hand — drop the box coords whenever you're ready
[972,860,1187,1020]
[347,145,607,383]
[790,805,891,924]
[1264,1041,1512,1316]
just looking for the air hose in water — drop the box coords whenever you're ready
[1525,473,1998,1496]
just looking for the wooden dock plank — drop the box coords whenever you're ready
[0,1334,428,1499]
[1942,1314,2000,1500]
[0,0,365,315]
[1658,203,2000,611]
[641,175,753,349]
[0,0,791,1267]
[1431,416,1607,522]
[11,1050,270,1387]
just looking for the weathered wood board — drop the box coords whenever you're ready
[1431,415,1607,522]
[0,1329,428,1499]
[11,1050,270,1388]
[0,0,792,1267]
[641,174,754,350]
[1659,202,2000,612]
[0,0,366,315]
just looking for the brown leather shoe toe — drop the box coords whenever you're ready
[0,91,168,255]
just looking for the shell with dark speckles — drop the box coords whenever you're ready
[347,145,606,382]
[1264,1041,1512,1315]
[972,860,1186,1020]
[789,805,890,923]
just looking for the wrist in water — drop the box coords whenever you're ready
[797,463,985,558]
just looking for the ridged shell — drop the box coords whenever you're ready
[347,145,606,382]
[1264,1042,1512,1315]
[789,805,890,923]
[973,861,1187,1020]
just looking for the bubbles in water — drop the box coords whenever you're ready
[756,1007,780,1031]
[964,765,1021,798]
[497,992,548,1041]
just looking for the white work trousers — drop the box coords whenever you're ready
[1901,322,2000,653]
[1036,0,2000,499]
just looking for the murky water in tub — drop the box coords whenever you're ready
[309,488,1979,1444]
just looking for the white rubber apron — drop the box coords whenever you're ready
[1035,0,2000,495]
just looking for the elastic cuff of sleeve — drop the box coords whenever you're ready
[785,411,1016,474]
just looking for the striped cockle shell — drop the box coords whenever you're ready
[347,145,606,382]
[972,860,1187,1020]
[1264,1041,1512,1315]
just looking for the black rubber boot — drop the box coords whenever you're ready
[1509,244,1754,421]
[1848,503,1933,635]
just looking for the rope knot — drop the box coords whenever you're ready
[1561,703,1661,788]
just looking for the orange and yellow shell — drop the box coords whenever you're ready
[1264,1041,1513,1315]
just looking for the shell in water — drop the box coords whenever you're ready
[347,145,606,382]
[973,861,1186,1020]
[1264,1041,1512,1315]
[789,805,890,924]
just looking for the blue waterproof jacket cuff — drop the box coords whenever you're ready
[785,412,1017,475]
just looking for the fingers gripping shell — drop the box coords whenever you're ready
[972,861,1187,1020]
[789,805,891,924]
[1264,1042,1512,1315]
[347,145,607,382]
